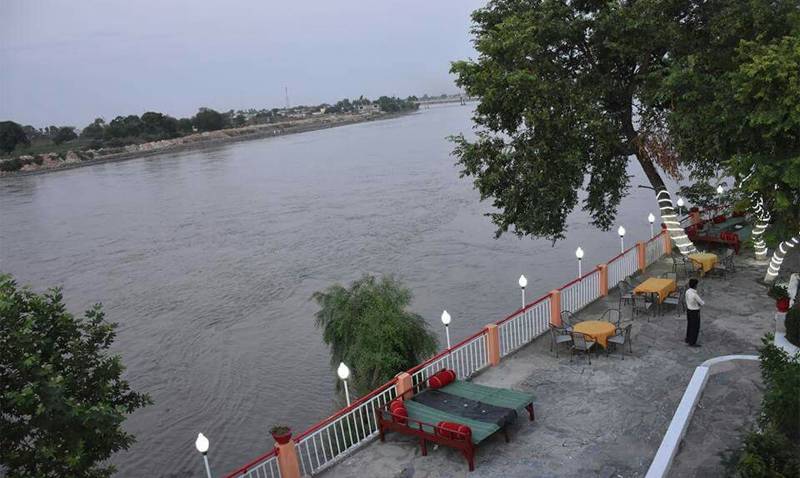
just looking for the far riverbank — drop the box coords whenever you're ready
[0,111,413,178]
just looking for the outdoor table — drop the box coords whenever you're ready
[688,252,718,276]
[634,277,677,315]
[572,320,616,348]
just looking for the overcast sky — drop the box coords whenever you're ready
[0,0,485,127]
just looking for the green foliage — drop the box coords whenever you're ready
[193,108,225,132]
[0,158,22,172]
[81,118,106,140]
[270,425,290,435]
[661,3,800,242]
[312,275,437,395]
[758,338,800,440]
[0,274,151,477]
[0,121,30,154]
[768,284,790,301]
[51,126,77,145]
[726,337,800,477]
[449,0,689,241]
[374,96,418,113]
[731,423,800,478]
[785,306,800,347]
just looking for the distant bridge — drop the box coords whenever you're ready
[414,96,476,106]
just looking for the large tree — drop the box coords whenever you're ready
[660,4,799,279]
[0,274,151,477]
[0,121,30,154]
[312,275,437,396]
[450,0,797,253]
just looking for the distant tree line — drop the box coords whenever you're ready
[0,95,420,161]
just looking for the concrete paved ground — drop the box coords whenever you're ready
[322,251,791,478]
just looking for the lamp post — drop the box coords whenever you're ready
[337,362,351,406]
[618,226,626,253]
[648,213,655,238]
[195,433,212,478]
[575,247,584,278]
[518,275,527,308]
[676,197,685,216]
[441,310,451,349]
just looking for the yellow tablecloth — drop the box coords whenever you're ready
[688,252,718,276]
[572,320,617,348]
[633,278,677,303]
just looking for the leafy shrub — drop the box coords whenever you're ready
[758,338,800,440]
[0,158,21,171]
[731,424,800,477]
[767,283,789,301]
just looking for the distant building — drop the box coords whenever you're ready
[357,104,380,114]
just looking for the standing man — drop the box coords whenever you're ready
[685,278,704,347]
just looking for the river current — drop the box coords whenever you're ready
[0,105,660,476]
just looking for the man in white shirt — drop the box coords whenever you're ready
[685,278,704,347]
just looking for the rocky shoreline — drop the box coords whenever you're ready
[0,111,411,178]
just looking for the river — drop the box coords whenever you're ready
[0,105,661,477]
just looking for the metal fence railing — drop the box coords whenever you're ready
[497,297,551,357]
[225,450,280,478]
[646,235,664,266]
[560,269,601,313]
[227,230,671,477]
[294,382,397,476]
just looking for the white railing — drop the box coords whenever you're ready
[411,332,489,390]
[646,236,663,266]
[560,270,600,313]
[609,247,640,286]
[236,455,281,478]
[498,297,551,357]
[294,384,397,476]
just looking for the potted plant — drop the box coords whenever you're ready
[270,425,292,445]
[768,284,791,312]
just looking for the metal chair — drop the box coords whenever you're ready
[607,323,632,359]
[600,308,621,329]
[617,281,634,309]
[560,310,577,329]
[570,332,595,364]
[710,248,736,278]
[549,325,573,358]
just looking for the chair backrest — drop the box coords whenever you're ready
[601,308,621,328]
[617,281,630,294]
[572,331,588,349]
[623,324,633,342]
[660,271,677,282]
[560,310,575,326]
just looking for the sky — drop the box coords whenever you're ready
[0,0,485,128]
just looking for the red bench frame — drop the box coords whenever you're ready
[375,375,534,471]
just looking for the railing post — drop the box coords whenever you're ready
[549,290,561,326]
[484,324,500,366]
[597,264,608,297]
[394,372,413,400]
[637,241,646,271]
[662,230,671,255]
[276,440,301,478]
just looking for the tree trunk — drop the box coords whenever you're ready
[749,193,770,261]
[634,153,698,256]
[764,233,799,283]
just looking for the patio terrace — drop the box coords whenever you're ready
[321,254,783,478]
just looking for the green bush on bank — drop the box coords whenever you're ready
[725,335,800,477]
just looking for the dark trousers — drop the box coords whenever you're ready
[686,309,700,345]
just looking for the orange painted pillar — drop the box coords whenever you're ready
[597,264,608,297]
[637,241,646,271]
[394,372,413,400]
[549,289,561,326]
[662,230,671,255]
[276,440,301,478]
[484,324,500,366]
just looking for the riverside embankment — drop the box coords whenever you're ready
[0,111,410,177]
